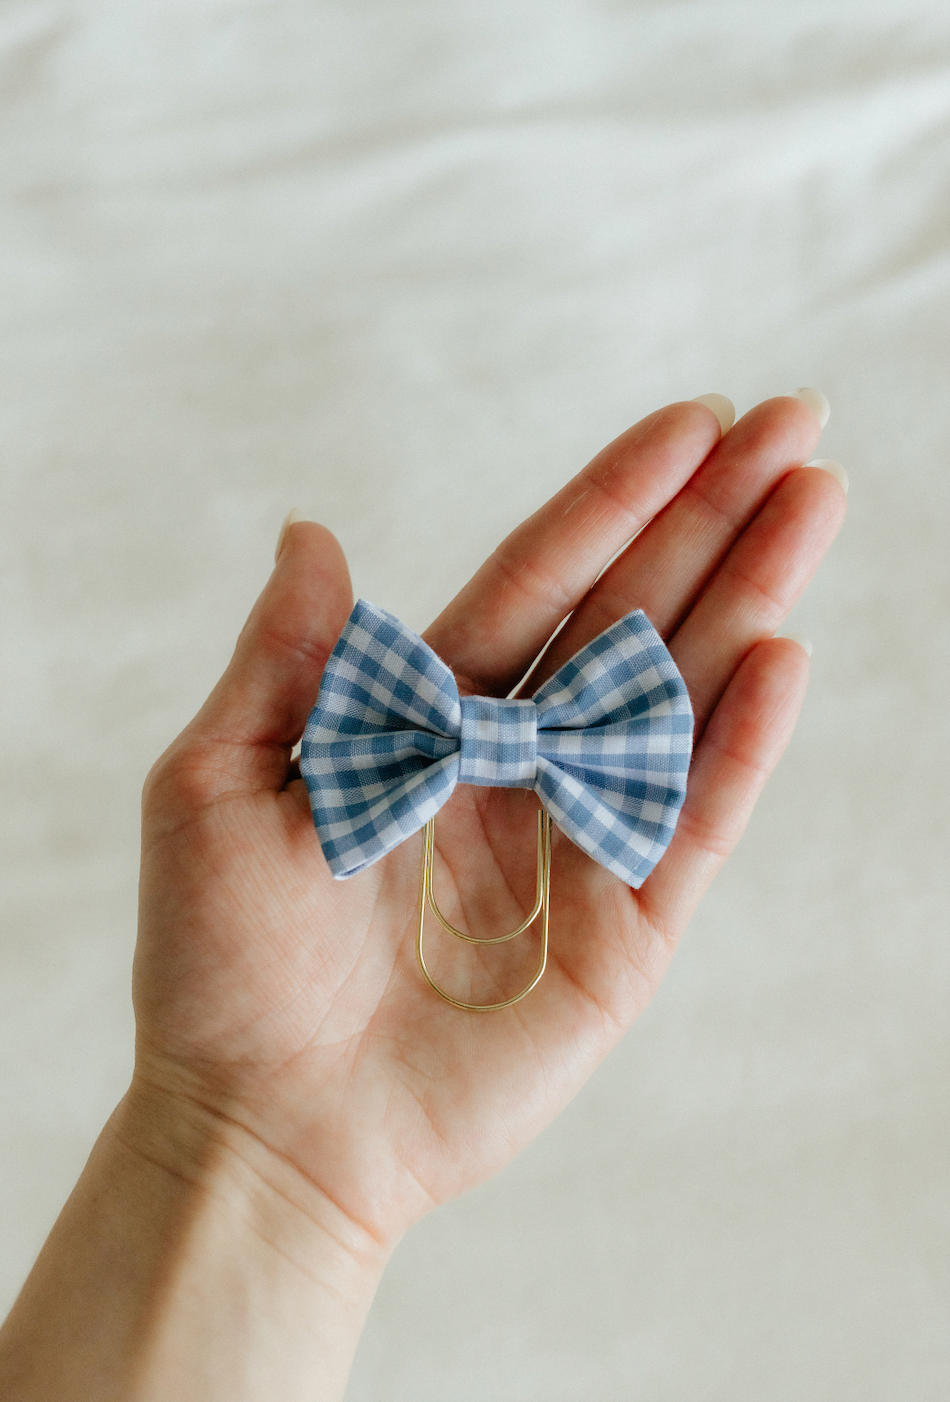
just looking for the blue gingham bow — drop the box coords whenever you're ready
[301,600,693,886]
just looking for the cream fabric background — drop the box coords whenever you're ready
[2,1,949,1397]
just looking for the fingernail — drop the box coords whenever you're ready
[792,387,831,428]
[784,633,813,658]
[691,393,736,435]
[275,508,306,563]
[804,457,848,494]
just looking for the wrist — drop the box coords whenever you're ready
[115,1072,391,1289]
[110,1076,390,1398]
[0,1078,390,1402]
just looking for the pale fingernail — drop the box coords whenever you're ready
[275,508,306,562]
[691,393,735,435]
[792,387,831,428]
[804,457,848,494]
[784,633,813,658]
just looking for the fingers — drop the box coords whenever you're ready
[172,521,353,793]
[526,396,822,685]
[636,636,811,940]
[669,464,846,737]
[424,401,722,695]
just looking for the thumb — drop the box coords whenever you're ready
[173,518,353,794]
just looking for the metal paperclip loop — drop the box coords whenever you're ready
[416,810,552,1012]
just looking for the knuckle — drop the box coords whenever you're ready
[142,741,221,821]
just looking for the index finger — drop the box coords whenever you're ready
[424,401,721,695]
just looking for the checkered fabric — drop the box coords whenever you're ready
[458,697,537,786]
[301,599,693,885]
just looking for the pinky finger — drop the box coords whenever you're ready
[638,636,811,941]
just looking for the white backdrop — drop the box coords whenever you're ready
[2,2,949,1397]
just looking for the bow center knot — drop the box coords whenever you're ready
[458,696,537,788]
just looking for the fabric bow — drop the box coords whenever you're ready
[301,600,693,886]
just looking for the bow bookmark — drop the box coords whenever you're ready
[301,600,693,1009]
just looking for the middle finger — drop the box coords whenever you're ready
[524,396,822,687]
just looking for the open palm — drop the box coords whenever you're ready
[133,396,845,1248]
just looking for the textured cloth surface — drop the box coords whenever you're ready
[2,3,950,1400]
[301,599,692,882]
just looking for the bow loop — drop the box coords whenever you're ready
[301,600,692,885]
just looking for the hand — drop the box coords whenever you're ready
[131,394,845,1248]
[0,395,845,1402]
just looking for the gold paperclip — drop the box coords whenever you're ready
[416,810,552,1011]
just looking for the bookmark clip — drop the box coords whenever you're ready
[301,599,692,1008]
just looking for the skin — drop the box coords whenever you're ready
[0,396,846,1401]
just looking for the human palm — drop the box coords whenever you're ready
[133,397,844,1246]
